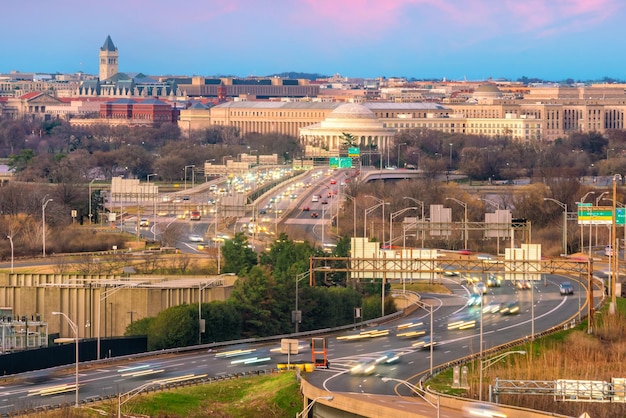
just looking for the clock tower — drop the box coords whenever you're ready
[99,35,118,81]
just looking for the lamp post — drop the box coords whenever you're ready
[97,284,136,360]
[448,143,453,167]
[602,198,626,262]
[52,311,79,407]
[610,174,622,315]
[184,165,195,190]
[294,271,309,333]
[147,174,158,241]
[381,377,440,418]
[479,350,526,402]
[397,142,407,168]
[595,192,609,247]
[88,179,96,225]
[390,207,418,249]
[404,197,425,248]
[579,191,595,251]
[343,193,357,237]
[42,196,53,257]
[544,198,568,255]
[7,235,13,273]
[296,395,333,418]
[365,195,388,244]
[445,197,468,249]
[198,279,219,344]
[479,198,500,255]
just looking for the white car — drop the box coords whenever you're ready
[189,234,204,242]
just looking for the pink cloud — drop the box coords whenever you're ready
[295,0,620,39]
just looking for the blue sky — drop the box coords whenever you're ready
[1,0,624,81]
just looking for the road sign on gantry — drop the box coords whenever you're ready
[577,206,626,225]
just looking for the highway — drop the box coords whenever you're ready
[0,273,595,415]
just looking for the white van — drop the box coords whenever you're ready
[311,195,319,202]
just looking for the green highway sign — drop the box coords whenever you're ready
[578,206,626,225]
[348,147,360,157]
[329,157,353,169]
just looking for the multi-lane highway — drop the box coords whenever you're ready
[0,273,594,415]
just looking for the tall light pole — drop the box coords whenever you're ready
[7,235,13,274]
[52,311,79,407]
[610,174,622,315]
[479,198,500,256]
[479,350,526,402]
[448,142,453,167]
[343,193,357,237]
[579,191,595,251]
[544,198,568,255]
[381,377,440,418]
[591,191,609,254]
[365,195,388,244]
[294,271,308,333]
[42,197,53,257]
[445,197,468,249]
[390,207,417,248]
[147,174,158,241]
[184,165,195,191]
[397,142,407,168]
[88,179,96,225]
[404,197,425,248]
[296,395,333,418]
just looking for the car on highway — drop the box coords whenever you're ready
[500,301,520,315]
[139,218,150,227]
[516,280,531,290]
[462,402,507,418]
[473,282,487,295]
[349,359,376,375]
[189,234,204,242]
[467,293,483,306]
[321,199,328,205]
[302,206,310,211]
[486,274,501,287]
[311,212,319,218]
[559,281,574,295]
[190,211,201,220]
[412,335,438,350]
[330,179,337,185]
[447,313,477,330]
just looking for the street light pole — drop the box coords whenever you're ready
[610,174,622,315]
[479,350,526,402]
[52,311,79,407]
[184,165,195,191]
[7,235,13,273]
[381,377,440,418]
[88,179,96,225]
[479,198,500,255]
[343,193,357,237]
[42,197,53,257]
[296,395,333,418]
[544,198,568,255]
[579,191,595,251]
[147,174,158,241]
[390,207,418,248]
[404,197,425,248]
[397,142,407,168]
[445,197,468,249]
[365,195,388,244]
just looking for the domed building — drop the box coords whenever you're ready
[299,103,396,157]
[470,83,503,103]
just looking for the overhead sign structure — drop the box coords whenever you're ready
[577,206,626,225]
[348,147,361,157]
[329,157,353,169]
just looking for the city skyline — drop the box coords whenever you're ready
[1,0,625,81]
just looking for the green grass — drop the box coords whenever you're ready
[30,372,303,418]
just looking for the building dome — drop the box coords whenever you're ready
[473,83,503,99]
[327,103,377,120]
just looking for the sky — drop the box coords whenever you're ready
[1,0,624,81]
